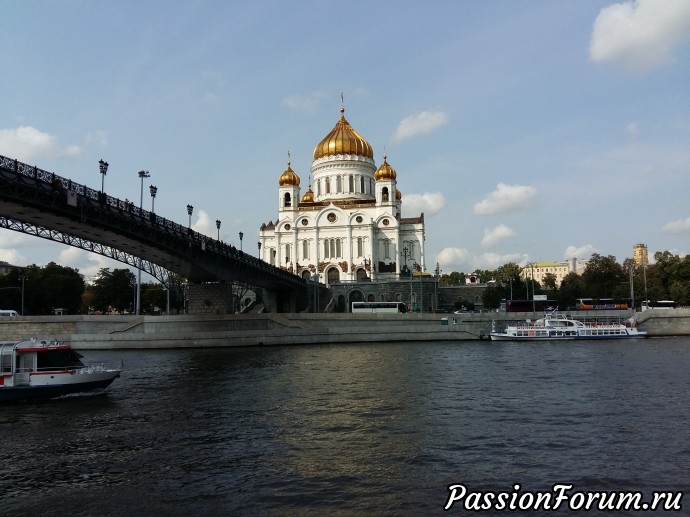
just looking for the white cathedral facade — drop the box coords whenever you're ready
[259,107,426,286]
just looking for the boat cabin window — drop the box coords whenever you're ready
[36,350,85,370]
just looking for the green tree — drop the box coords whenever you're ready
[582,254,626,299]
[91,268,136,314]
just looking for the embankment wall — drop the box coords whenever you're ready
[0,309,688,349]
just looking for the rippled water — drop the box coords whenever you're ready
[1,338,689,516]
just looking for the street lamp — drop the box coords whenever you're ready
[257,241,262,258]
[149,185,157,212]
[99,159,109,193]
[187,204,193,228]
[239,232,243,251]
[434,262,442,312]
[18,274,27,316]
[272,248,276,265]
[137,170,150,315]
[401,246,412,311]
[216,220,221,241]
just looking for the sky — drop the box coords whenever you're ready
[1,0,690,281]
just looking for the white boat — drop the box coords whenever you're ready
[490,311,647,341]
[0,338,122,402]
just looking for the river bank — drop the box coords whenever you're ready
[0,309,689,348]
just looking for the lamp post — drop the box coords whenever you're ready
[99,159,109,193]
[187,204,193,228]
[257,241,262,259]
[149,185,157,212]
[239,232,243,252]
[136,170,150,315]
[272,248,276,266]
[434,262,441,312]
[216,220,221,241]
[527,262,536,312]
[643,265,648,309]
[18,274,27,316]
[401,246,412,312]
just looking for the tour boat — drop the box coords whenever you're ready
[490,311,647,341]
[0,338,122,402]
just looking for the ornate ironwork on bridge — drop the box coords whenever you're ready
[0,154,307,310]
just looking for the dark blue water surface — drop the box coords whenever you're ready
[1,338,689,516]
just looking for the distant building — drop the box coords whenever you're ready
[520,259,590,288]
[633,243,649,266]
[0,261,19,275]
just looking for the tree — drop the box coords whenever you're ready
[91,268,136,314]
[582,254,626,299]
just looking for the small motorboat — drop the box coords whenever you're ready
[0,337,122,402]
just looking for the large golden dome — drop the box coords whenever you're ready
[375,156,397,181]
[278,162,300,186]
[313,108,374,161]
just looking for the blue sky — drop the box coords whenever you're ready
[1,0,690,280]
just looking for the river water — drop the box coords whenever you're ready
[1,338,689,516]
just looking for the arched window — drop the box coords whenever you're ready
[327,267,340,285]
[360,176,365,193]
[284,193,291,207]
[325,177,331,194]
[302,240,309,260]
[382,187,389,202]
[357,237,364,257]
[336,176,342,193]
[348,175,354,192]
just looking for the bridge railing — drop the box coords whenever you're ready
[0,154,304,286]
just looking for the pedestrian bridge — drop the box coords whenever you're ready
[0,154,307,311]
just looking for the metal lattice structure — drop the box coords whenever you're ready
[0,154,308,309]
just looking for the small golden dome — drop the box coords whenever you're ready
[301,185,314,203]
[396,189,402,200]
[375,156,397,181]
[313,108,374,161]
[278,162,300,186]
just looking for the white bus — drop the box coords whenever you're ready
[351,302,406,314]
[642,300,677,311]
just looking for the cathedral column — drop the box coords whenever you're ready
[346,224,353,281]
[369,219,376,282]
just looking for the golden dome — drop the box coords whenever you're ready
[301,185,314,203]
[313,108,374,161]
[375,156,397,181]
[396,189,402,200]
[278,162,300,186]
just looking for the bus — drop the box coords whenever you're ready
[351,302,407,313]
[575,298,629,310]
[641,300,677,311]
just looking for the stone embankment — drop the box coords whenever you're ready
[0,309,687,349]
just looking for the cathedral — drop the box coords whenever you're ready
[259,106,426,286]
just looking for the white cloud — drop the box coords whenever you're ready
[474,183,537,216]
[403,192,446,218]
[662,217,690,234]
[282,91,328,114]
[393,111,448,142]
[436,247,528,273]
[564,244,598,260]
[436,247,472,270]
[481,224,516,248]
[192,209,216,237]
[0,126,82,162]
[627,122,639,136]
[589,0,690,72]
[57,248,115,280]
